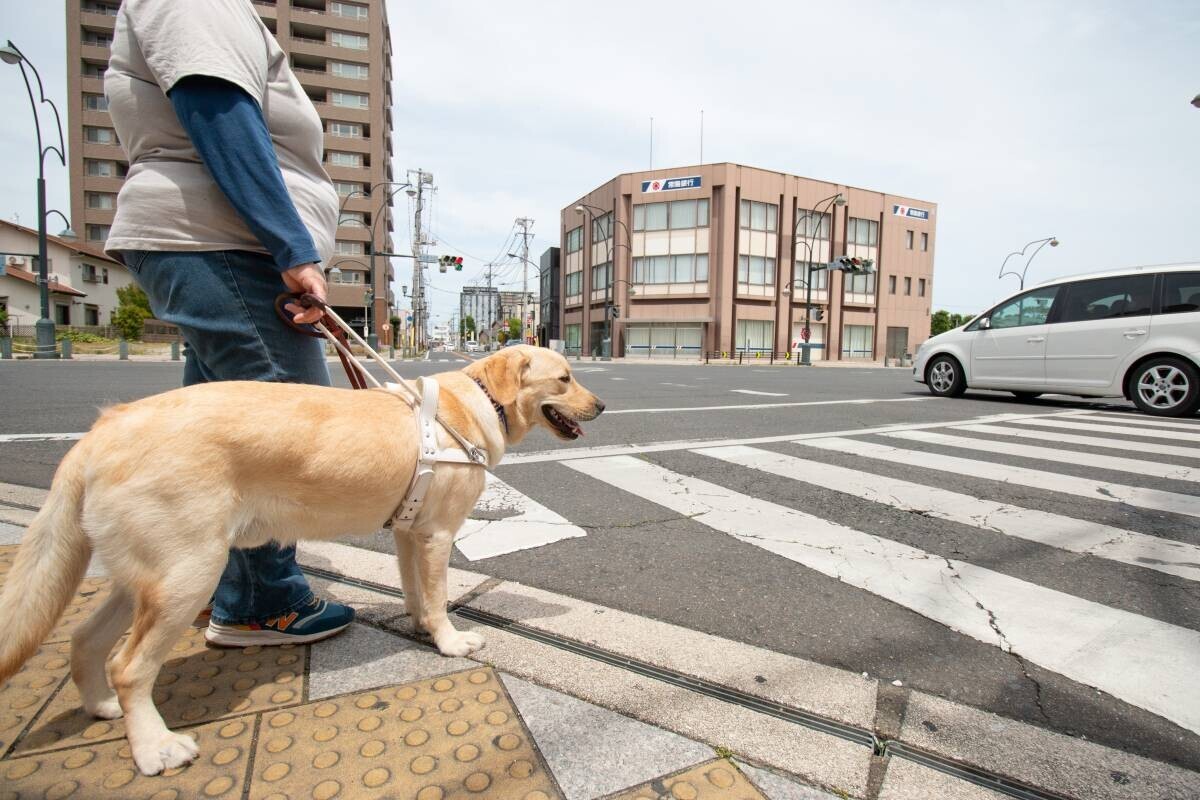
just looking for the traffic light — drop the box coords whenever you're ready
[437,255,464,273]
[834,256,876,273]
[813,307,824,322]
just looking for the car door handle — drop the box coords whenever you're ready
[1026,336,1045,343]
[1123,329,1147,338]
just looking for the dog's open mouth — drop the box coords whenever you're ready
[542,405,583,439]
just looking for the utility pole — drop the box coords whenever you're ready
[407,168,434,350]
[515,217,534,344]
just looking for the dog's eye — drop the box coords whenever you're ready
[559,375,570,383]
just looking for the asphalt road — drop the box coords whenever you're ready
[2,354,1197,773]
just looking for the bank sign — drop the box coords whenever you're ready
[642,175,702,193]
[893,204,929,221]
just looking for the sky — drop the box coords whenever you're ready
[2,1,1199,329]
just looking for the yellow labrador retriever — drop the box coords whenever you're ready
[0,345,602,775]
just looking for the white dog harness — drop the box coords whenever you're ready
[279,296,495,532]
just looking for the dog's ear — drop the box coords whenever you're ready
[482,349,530,407]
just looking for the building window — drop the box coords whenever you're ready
[82,2,120,15]
[328,121,363,137]
[331,90,368,108]
[335,240,364,255]
[86,192,116,210]
[84,304,100,326]
[102,267,108,284]
[921,232,929,252]
[905,230,914,250]
[84,126,117,144]
[330,1,369,19]
[564,271,582,296]
[591,212,612,241]
[330,61,369,79]
[85,159,121,177]
[739,200,778,232]
[795,209,831,240]
[333,180,364,197]
[633,199,708,231]
[331,270,364,284]
[918,278,927,297]
[888,275,897,294]
[339,210,366,226]
[327,151,363,167]
[55,303,71,325]
[81,31,113,47]
[844,271,876,296]
[737,255,776,287]
[632,254,708,285]
[565,227,583,253]
[82,61,107,77]
[841,325,875,359]
[795,263,828,291]
[735,319,774,353]
[85,224,110,242]
[904,277,912,296]
[847,218,879,246]
[591,262,612,292]
[83,93,109,111]
[564,324,582,354]
[330,31,369,50]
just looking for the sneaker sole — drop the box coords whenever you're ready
[204,621,352,648]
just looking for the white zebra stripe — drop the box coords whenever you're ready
[1004,417,1200,444]
[949,423,1200,461]
[565,454,1200,735]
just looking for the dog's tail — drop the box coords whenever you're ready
[0,443,91,685]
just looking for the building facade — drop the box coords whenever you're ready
[560,163,936,361]
[459,286,501,342]
[538,246,560,345]
[0,220,134,330]
[66,0,396,339]
[499,290,538,342]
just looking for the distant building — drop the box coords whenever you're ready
[499,290,538,342]
[460,286,500,341]
[561,162,936,360]
[538,246,560,345]
[0,219,134,330]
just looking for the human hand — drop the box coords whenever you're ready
[282,263,327,324]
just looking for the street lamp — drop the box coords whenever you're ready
[998,237,1059,290]
[574,202,632,360]
[793,193,847,366]
[1192,94,1200,109]
[3,40,72,358]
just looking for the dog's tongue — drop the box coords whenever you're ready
[569,418,584,437]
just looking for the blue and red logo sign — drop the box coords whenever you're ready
[892,204,930,220]
[642,176,702,193]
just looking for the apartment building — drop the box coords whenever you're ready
[65,0,396,340]
[560,163,936,361]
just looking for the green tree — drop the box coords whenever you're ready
[506,318,521,342]
[0,306,8,332]
[389,314,401,346]
[461,315,476,340]
[112,284,153,340]
[930,309,953,337]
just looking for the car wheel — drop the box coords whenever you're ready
[926,355,966,397]
[1128,357,1200,417]
[1011,392,1042,401]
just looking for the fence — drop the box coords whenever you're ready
[703,350,810,365]
[0,321,182,342]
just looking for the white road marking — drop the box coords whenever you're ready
[610,377,627,381]
[697,445,1200,583]
[1080,413,1200,431]
[1005,418,1200,444]
[567,455,1200,735]
[502,410,1089,465]
[799,437,1200,518]
[730,389,789,397]
[604,397,928,416]
[454,473,585,560]
[660,382,697,388]
[881,429,1200,483]
[949,423,1200,461]
[0,432,86,443]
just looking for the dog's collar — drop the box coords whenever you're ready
[472,377,509,434]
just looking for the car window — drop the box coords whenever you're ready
[1059,274,1153,323]
[988,286,1059,329]
[1160,271,1200,315]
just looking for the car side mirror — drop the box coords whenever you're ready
[978,318,991,330]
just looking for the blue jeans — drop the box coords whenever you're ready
[121,249,329,625]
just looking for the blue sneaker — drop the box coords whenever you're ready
[204,597,354,647]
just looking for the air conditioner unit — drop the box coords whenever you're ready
[5,255,26,267]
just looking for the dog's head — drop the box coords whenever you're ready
[466,345,604,443]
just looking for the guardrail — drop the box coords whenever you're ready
[703,350,808,365]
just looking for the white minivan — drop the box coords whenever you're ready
[913,264,1200,416]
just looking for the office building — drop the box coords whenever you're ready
[66,0,396,340]
[538,246,560,345]
[560,163,936,361]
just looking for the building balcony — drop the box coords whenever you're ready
[324,162,371,181]
[80,75,105,94]
[80,109,115,127]
[81,176,126,193]
[251,0,278,20]
[81,208,116,225]
[289,38,369,65]
[81,142,126,161]
[327,282,371,307]
[293,7,371,33]
[336,195,374,213]
[312,102,370,124]
[334,225,372,242]
[295,69,372,94]
[80,43,111,62]
[80,11,117,30]
[322,132,372,154]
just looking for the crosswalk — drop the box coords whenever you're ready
[455,409,1200,736]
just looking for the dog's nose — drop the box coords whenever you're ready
[593,399,605,416]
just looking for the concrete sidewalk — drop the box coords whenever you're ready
[1,488,1197,800]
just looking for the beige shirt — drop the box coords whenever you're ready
[104,0,337,263]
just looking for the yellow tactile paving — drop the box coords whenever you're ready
[0,545,114,645]
[0,715,254,800]
[0,642,73,758]
[608,759,767,800]
[16,626,307,755]
[248,667,561,800]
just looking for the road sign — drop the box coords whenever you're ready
[801,328,811,342]
[381,323,391,332]
[417,254,439,263]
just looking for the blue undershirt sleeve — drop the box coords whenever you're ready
[168,75,320,271]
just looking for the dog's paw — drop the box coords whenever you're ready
[434,630,485,657]
[85,696,123,720]
[132,731,199,776]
